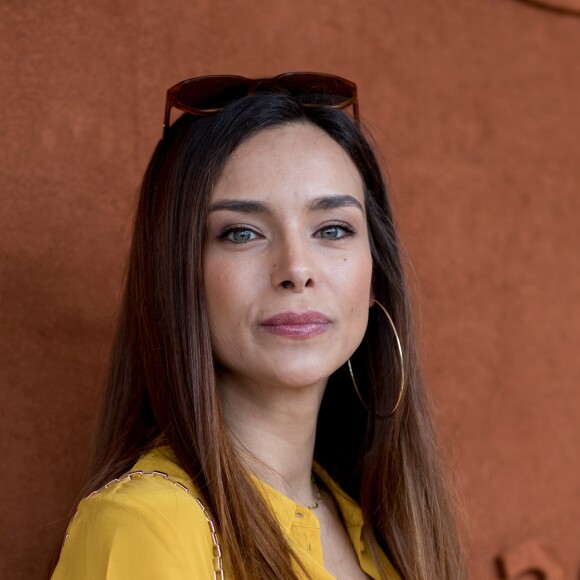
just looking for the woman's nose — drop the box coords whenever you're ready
[270,239,316,292]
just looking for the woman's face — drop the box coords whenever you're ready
[203,122,373,393]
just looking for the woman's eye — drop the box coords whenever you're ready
[317,224,354,240]
[221,227,259,243]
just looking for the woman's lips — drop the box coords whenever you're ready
[259,311,331,338]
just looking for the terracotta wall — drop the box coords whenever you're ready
[1,1,579,578]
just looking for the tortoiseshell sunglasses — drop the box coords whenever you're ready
[163,72,359,138]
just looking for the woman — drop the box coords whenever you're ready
[50,73,465,579]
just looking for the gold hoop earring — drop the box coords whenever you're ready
[347,299,405,419]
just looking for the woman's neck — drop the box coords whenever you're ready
[219,372,326,506]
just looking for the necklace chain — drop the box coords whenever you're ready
[305,475,323,510]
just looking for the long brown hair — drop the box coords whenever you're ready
[50,93,465,579]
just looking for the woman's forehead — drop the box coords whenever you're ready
[211,122,364,205]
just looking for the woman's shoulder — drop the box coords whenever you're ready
[77,445,208,522]
[52,446,219,579]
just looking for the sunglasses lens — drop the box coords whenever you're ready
[176,77,253,111]
[273,73,355,107]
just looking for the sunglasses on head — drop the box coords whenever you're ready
[163,72,359,138]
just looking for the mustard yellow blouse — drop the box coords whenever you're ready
[52,446,400,579]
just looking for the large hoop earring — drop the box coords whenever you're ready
[347,299,405,419]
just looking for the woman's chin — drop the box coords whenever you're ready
[217,362,340,393]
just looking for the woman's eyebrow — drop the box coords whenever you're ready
[208,200,273,214]
[308,194,364,213]
[208,194,364,215]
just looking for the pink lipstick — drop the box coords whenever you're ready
[260,311,331,338]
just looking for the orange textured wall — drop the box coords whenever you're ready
[1,1,579,578]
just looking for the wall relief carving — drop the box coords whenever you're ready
[516,0,580,14]
[496,540,568,579]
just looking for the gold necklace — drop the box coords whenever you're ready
[305,475,323,510]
